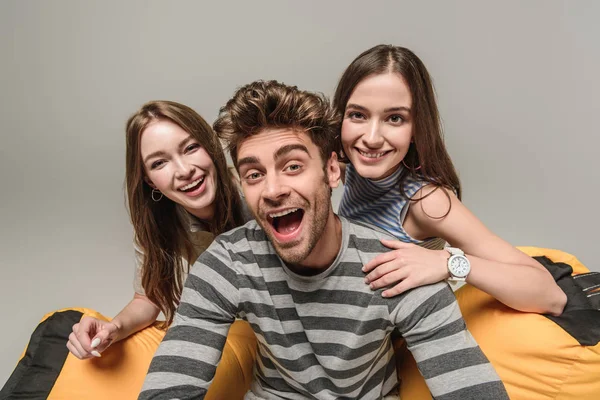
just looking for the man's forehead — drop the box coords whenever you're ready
[237,128,316,160]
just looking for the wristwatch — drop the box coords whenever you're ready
[446,247,471,281]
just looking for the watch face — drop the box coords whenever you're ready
[449,255,470,278]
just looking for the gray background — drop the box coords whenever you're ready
[1,0,598,387]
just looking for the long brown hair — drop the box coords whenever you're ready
[125,100,245,327]
[333,44,461,202]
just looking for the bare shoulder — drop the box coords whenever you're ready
[410,185,459,223]
[400,184,456,240]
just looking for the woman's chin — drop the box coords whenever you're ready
[181,195,216,219]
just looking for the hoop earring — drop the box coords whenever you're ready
[151,189,163,202]
[402,160,422,171]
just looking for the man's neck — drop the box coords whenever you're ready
[289,212,342,274]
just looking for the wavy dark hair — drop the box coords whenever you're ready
[125,100,246,327]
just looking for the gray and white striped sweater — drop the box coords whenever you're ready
[139,217,508,400]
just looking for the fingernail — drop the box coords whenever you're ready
[91,350,102,358]
[362,267,366,272]
[369,283,375,290]
[91,338,101,348]
[381,291,388,298]
[364,277,369,283]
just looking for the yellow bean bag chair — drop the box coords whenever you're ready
[1,308,256,399]
[398,247,600,400]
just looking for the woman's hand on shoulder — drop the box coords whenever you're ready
[363,240,449,297]
[67,316,121,359]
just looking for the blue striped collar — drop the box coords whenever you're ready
[353,163,404,192]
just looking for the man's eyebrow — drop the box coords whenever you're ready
[274,144,311,161]
[237,156,260,169]
[237,144,310,170]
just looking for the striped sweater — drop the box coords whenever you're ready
[139,217,508,400]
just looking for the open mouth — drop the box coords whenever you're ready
[357,149,392,160]
[268,208,304,236]
[178,176,205,193]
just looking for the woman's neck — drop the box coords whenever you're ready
[184,203,215,223]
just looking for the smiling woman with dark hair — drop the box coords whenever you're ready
[333,44,566,315]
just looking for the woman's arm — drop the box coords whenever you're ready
[365,186,566,316]
[68,293,160,359]
[110,293,161,340]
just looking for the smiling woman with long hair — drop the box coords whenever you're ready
[66,101,251,361]
[334,44,566,314]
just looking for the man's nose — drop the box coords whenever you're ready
[262,174,290,203]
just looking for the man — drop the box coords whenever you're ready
[139,80,508,399]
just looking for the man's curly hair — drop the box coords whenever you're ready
[213,80,341,168]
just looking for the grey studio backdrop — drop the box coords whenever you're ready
[1,0,598,386]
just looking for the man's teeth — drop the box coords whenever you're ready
[358,150,388,158]
[180,177,204,191]
[269,208,299,218]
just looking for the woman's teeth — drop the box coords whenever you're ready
[179,177,204,191]
[358,149,388,158]
[269,208,299,218]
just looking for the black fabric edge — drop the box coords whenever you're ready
[534,256,600,346]
[0,310,83,400]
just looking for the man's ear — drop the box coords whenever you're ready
[326,152,341,189]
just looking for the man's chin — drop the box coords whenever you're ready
[270,238,307,265]
[276,250,307,265]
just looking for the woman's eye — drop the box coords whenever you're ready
[347,111,365,120]
[388,115,404,124]
[185,143,200,152]
[151,160,165,169]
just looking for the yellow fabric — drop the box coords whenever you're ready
[39,308,256,400]
[397,247,600,400]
